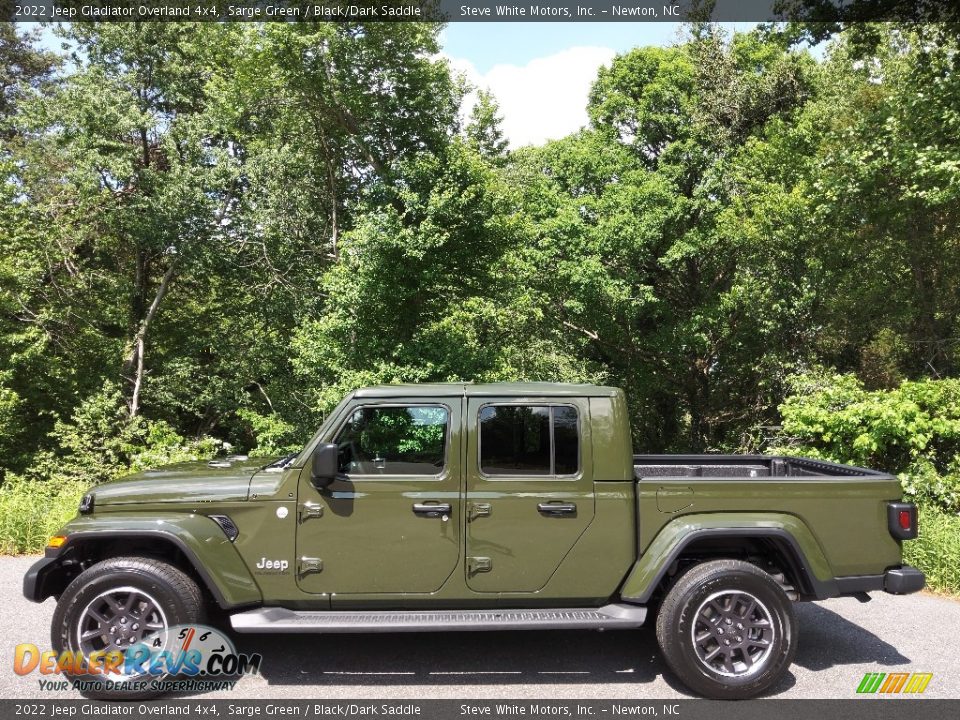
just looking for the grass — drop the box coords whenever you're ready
[903,503,960,595]
[0,474,88,555]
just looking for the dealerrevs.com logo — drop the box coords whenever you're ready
[856,672,934,695]
[14,624,262,694]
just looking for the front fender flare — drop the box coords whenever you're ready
[620,512,837,603]
[37,512,262,609]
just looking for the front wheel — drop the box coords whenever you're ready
[655,559,797,699]
[51,556,204,700]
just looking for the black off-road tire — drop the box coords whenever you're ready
[655,559,797,700]
[52,556,204,700]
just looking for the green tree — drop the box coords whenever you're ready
[466,89,509,164]
[799,25,960,380]
[1,21,468,472]
[511,29,814,450]
[0,25,58,128]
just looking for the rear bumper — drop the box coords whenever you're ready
[884,566,926,595]
[835,565,925,597]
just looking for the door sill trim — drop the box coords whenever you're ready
[230,603,647,633]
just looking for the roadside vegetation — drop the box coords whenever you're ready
[1,23,959,592]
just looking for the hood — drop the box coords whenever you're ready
[92,456,279,507]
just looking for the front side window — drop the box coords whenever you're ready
[479,405,580,476]
[335,405,448,476]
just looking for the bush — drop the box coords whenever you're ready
[774,371,960,513]
[0,383,228,554]
[236,409,301,457]
[34,381,224,485]
[0,473,87,555]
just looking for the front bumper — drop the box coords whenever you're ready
[884,565,926,595]
[23,555,64,603]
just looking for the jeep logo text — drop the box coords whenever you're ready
[255,557,289,572]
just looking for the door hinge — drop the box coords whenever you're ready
[467,502,492,522]
[298,556,323,576]
[299,502,324,523]
[467,556,492,575]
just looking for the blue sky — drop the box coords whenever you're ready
[441,22,684,73]
[441,22,759,147]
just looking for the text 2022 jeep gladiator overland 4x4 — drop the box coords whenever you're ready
[24,383,924,699]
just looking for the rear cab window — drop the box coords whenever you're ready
[479,404,580,477]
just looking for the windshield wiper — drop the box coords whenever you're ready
[263,453,298,470]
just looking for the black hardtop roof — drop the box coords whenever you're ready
[351,382,621,399]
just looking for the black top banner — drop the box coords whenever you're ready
[0,700,958,720]
[5,0,960,23]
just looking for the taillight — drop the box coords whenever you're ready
[899,510,911,530]
[888,502,918,540]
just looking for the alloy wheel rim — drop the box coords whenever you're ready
[76,586,168,674]
[691,590,776,678]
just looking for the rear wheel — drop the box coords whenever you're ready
[52,556,204,700]
[655,559,796,699]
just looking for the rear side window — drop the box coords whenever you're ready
[479,405,580,476]
[335,405,448,476]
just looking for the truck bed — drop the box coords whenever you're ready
[633,454,889,480]
[631,454,903,585]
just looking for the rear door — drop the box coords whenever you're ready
[464,396,594,592]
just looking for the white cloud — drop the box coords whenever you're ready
[447,47,617,149]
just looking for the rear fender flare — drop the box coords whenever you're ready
[620,512,837,603]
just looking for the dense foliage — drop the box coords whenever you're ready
[2,23,960,583]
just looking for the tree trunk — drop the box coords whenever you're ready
[123,257,177,418]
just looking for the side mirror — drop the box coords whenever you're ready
[311,443,339,488]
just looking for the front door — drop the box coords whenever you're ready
[465,397,594,592]
[295,399,462,595]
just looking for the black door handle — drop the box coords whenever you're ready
[538,502,577,516]
[413,503,452,517]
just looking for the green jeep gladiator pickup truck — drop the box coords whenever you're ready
[24,383,924,699]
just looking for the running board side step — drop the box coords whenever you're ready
[229,604,647,633]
